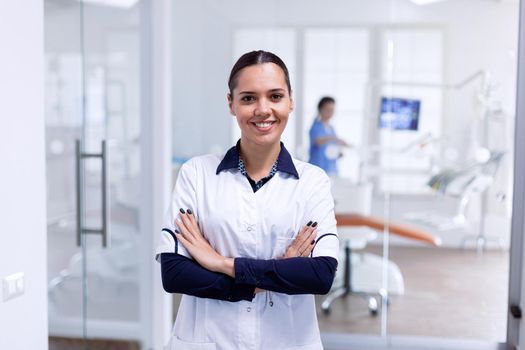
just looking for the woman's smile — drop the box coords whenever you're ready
[251,120,278,133]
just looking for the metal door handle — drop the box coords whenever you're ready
[75,139,111,247]
[75,140,83,247]
[101,140,109,247]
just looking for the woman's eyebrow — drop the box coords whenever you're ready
[238,88,285,95]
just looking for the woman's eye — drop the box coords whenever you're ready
[271,94,284,101]
[241,96,255,102]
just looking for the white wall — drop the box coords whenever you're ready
[172,0,233,159]
[0,2,48,349]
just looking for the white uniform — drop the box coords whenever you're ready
[156,151,339,350]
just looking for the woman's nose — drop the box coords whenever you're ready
[255,99,271,117]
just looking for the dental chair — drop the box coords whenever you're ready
[406,151,505,249]
[322,180,382,315]
[433,151,505,249]
[322,178,440,316]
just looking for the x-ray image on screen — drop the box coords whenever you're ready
[379,97,421,131]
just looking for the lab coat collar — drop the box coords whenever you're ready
[216,139,299,179]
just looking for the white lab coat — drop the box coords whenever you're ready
[156,154,339,350]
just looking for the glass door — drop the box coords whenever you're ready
[46,0,147,348]
[45,0,85,343]
[81,0,144,344]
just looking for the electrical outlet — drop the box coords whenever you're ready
[2,272,24,302]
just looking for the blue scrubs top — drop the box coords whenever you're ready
[309,118,338,176]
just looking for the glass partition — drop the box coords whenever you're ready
[171,0,520,347]
[377,1,519,342]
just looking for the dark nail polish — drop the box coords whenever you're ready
[187,209,193,215]
[179,208,185,214]
[307,221,313,226]
[312,222,318,227]
[175,229,180,234]
[311,239,315,245]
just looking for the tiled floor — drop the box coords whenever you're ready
[316,245,509,341]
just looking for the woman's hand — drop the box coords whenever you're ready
[175,208,235,277]
[282,221,318,258]
[256,222,318,294]
[336,138,350,147]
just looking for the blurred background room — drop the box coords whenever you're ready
[2,0,525,349]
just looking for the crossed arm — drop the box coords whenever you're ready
[160,209,338,302]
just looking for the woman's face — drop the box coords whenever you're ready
[319,102,335,121]
[228,63,293,148]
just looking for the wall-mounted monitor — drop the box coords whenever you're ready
[379,97,421,131]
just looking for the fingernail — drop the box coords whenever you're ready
[175,229,180,234]
[307,221,313,226]
[179,208,185,214]
[312,222,318,227]
[187,209,193,215]
[311,239,315,245]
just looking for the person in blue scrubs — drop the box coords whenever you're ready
[308,97,348,176]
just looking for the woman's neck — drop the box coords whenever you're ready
[239,139,281,181]
[320,116,330,127]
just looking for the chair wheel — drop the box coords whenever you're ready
[322,307,331,315]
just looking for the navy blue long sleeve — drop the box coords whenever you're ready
[160,253,256,302]
[160,252,337,300]
[234,256,337,295]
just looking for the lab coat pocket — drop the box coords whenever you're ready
[274,237,295,259]
[170,336,216,350]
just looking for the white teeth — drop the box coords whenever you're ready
[255,122,273,128]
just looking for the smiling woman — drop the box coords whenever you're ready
[156,50,339,350]
[227,52,294,181]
